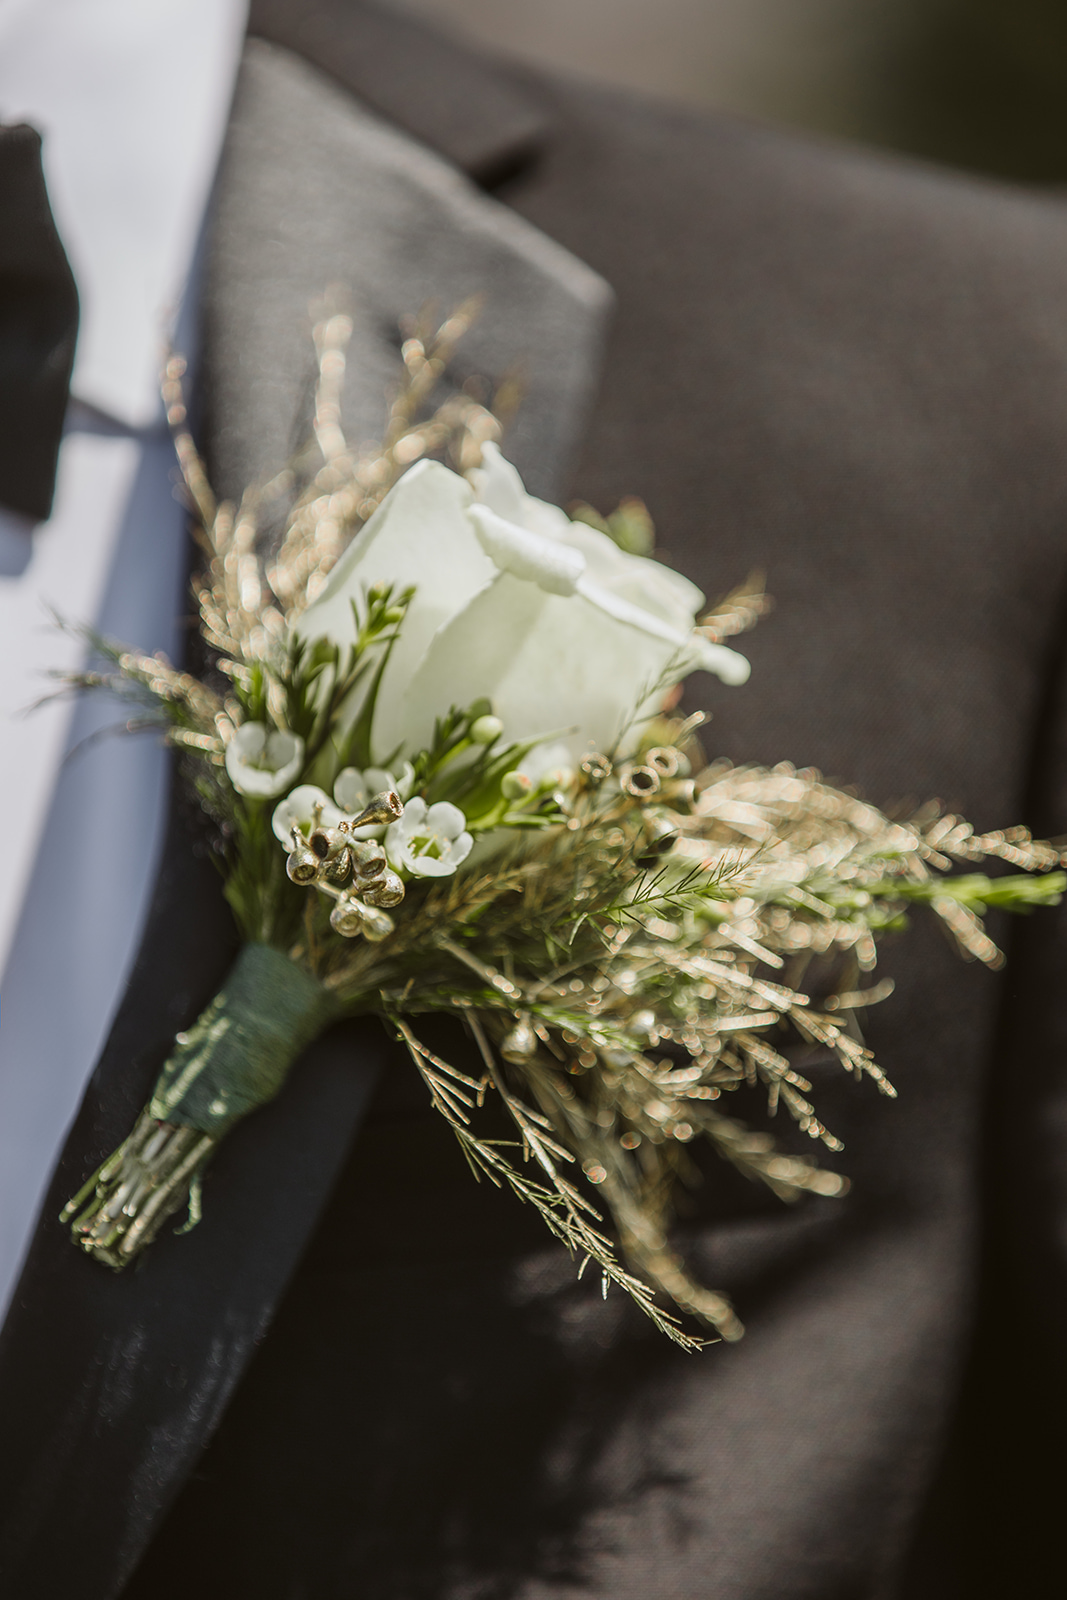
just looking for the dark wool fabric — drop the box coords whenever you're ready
[4,5,1067,1596]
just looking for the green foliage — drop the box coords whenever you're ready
[570,495,656,557]
[412,701,551,832]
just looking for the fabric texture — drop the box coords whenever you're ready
[200,38,611,507]
[0,123,77,520]
[247,0,547,184]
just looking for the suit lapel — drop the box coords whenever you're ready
[248,0,551,185]
[201,37,612,505]
[0,33,610,1600]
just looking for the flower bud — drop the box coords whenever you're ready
[539,766,574,793]
[500,1017,537,1063]
[501,771,532,801]
[349,790,403,829]
[308,826,350,863]
[629,1009,657,1040]
[349,839,387,880]
[286,847,321,885]
[643,812,679,854]
[580,753,612,783]
[361,868,405,908]
[329,895,365,937]
[470,714,503,745]
[357,902,395,942]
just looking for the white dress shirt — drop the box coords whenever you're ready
[0,0,247,1318]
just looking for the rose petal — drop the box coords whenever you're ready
[296,461,498,743]
[469,504,586,596]
[471,443,572,542]
[561,520,705,629]
[688,637,751,685]
[396,573,682,760]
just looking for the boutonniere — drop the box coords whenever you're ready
[58,305,1064,1348]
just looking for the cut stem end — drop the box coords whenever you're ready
[61,1110,217,1269]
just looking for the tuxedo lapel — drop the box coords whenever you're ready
[201,38,612,505]
[248,0,551,184]
[0,34,610,1600]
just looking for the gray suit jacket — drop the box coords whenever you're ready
[5,4,1067,1596]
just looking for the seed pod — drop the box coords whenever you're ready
[357,902,395,942]
[348,790,404,830]
[629,1008,657,1040]
[641,812,679,857]
[329,895,365,938]
[500,1016,537,1063]
[308,826,350,864]
[621,764,660,799]
[361,868,404,908]
[580,753,612,783]
[286,847,321,885]
[349,839,387,880]
[645,746,682,779]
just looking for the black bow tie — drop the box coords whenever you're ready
[0,123,78,523]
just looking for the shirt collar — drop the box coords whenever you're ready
[0,0,248,430]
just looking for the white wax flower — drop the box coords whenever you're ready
[333,763,414,812]
[297,445,750,766]
[225,723,304,798]
[385,798,473,878]
[271,784,341,846]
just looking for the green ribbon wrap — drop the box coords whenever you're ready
[148,943,342,1137]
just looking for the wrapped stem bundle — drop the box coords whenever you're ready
[61,944,340,1265]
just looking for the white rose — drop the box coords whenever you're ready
[225,723,304,798]
[297,446,749,764]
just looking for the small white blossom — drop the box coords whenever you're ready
[225,723,305,798]
[271,785,341,847]
[385,797,473,878]
[334,763,413,811]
